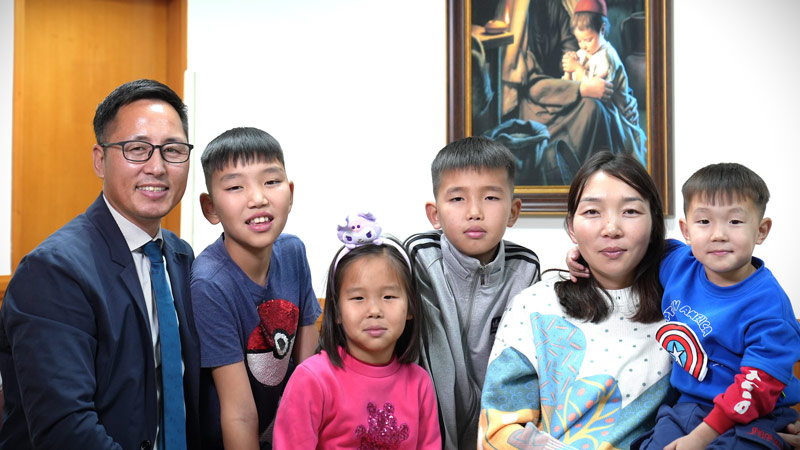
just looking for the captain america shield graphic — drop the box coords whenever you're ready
[657,321,709,381]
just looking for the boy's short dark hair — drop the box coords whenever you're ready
[430,136,516,197]
[571,11,610,36]
[93,79,188,144]
[200,127,286,191]
[682,162,770,218]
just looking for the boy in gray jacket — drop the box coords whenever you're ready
[405,137,540,450]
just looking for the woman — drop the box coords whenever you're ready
[480,151,671,449]
[479,151,800,449]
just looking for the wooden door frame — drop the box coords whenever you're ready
[1,0,187,300]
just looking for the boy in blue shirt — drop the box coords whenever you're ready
[191,127,321,449]
[637,163,800,449]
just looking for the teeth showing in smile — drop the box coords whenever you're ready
[248,216,271,224]
[139,186,166,192]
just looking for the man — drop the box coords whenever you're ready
[0,79,200,450]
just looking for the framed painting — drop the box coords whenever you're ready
[447,0,673,214]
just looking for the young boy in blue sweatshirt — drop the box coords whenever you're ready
[191,127,321,449]
[635,163,800,449]
[405,136,540,450]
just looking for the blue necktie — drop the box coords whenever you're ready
[143,241,187,450]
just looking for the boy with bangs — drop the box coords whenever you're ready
[191,127,321,449]
[634,163,800,449]
[405,136,540,450]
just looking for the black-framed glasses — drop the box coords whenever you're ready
[101,140,193,163]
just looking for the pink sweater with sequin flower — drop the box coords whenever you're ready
[273,348,441,449]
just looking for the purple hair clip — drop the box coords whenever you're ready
[334,213,411,270]
[337,212,383,248]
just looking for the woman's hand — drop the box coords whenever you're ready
[566,247,590,282]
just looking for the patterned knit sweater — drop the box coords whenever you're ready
[480,274,672,450]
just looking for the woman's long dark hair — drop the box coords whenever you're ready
[555,151,665,323]
[319,237,422,367]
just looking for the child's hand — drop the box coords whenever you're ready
[562,52,579,73]
[778,419,800,449]
[665,422,718,450]
[566,247,590,282]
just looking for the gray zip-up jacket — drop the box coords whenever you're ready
[405,230,539,450]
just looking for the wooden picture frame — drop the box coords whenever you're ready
[447,0,673,214]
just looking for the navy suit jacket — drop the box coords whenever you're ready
[0,195,201,449]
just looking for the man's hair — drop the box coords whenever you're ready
[93,79,188,144]
[200,127,286,191]
[555,151,665,324]
[682,162,770,218]
[571,11,610,36]
[430,136,516,197]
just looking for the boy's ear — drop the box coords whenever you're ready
[199,193,221,225]
[755,217,772,244]
[425,201,442,229]
[678,218,691,244]
[507,197,522,227]
[288,180,295,212]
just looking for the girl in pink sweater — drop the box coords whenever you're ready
[274,214,441,449]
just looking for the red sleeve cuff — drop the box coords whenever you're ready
[704,404,736,435]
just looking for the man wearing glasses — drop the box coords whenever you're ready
[0,79,200,450]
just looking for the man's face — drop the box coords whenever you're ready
[426,168,521,265]
[92,99,189,236]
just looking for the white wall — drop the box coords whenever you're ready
[193,0,793,316]
[1,0,13,275]
[667,0,800,301]
[184,0,445,288]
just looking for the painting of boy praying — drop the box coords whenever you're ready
[467,0,653,188]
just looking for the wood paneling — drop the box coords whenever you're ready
[0,275,8,300]
[10,0,187,274]
[316,298,326,332]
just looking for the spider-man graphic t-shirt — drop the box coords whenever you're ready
[191,233,321,448]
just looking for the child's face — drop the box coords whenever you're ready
[426,168,521,265]
[200,159,294,262]
[574,27,603,55]
[679,195,771,287]
[337,255,411,365]
[567,171,652,290]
